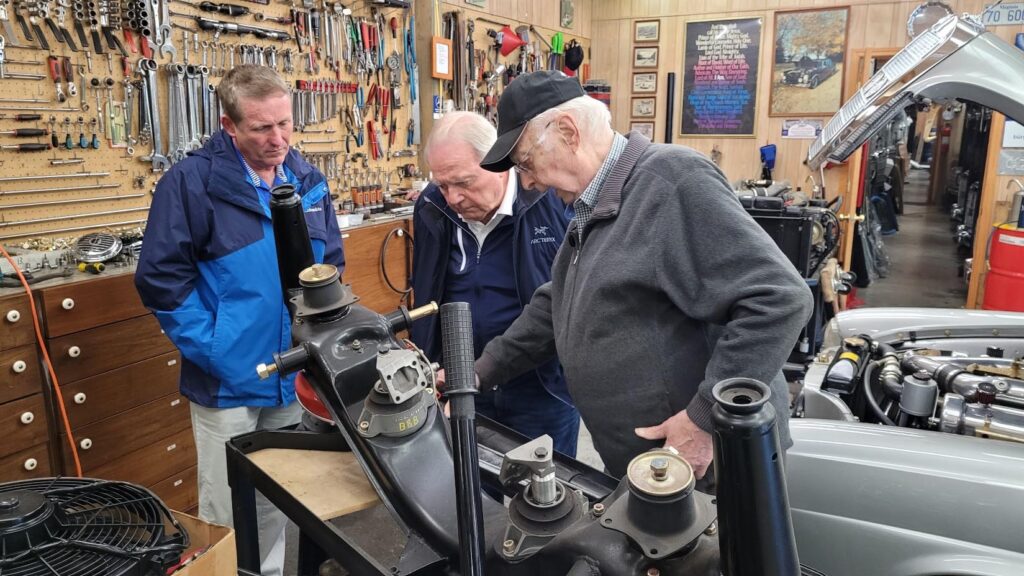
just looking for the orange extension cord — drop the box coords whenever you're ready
[1,245,83,477]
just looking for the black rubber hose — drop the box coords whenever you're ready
[863,360,897,426]
[380,226,413,297]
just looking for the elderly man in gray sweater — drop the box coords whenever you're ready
[474,71,813,479]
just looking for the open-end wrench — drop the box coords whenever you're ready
[138,58,170,171]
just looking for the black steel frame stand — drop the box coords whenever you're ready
[225,429,392,576]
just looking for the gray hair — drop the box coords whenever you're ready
[424,111,497,163]
[219,65,291,124]
[531,95,612,140]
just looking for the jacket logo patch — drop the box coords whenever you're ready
[305,206,323,213]
[531,225,556,245]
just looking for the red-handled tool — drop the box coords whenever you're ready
[47,56,67,103]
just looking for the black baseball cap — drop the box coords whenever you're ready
[480,70,585,172]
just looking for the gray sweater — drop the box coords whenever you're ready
[476,133,813,477]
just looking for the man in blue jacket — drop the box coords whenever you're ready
[135,65,344,576]
[411,111,580,456]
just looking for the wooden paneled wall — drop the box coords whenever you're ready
[591,0,1024,194]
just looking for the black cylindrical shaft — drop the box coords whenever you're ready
[439,302,485,576]
[712,378,799,576]
[664,72,676,143]
[269,183,315,295]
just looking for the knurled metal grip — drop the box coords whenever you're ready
[440,302,476,396]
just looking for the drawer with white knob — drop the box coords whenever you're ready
[0,394,48,458]
[62,352,181,429]
[0,294,34,352]
[0,344,42,404]
[47,314,174,384]
[0,442,51,481]
[38,274,149,338]
[60,392,191,472]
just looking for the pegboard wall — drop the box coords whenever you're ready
[0,0,422,246]
[421,0,591,138]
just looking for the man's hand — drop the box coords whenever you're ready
[433,368,480,392]
[635,410,714,478]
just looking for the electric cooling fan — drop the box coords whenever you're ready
[0,478,189,576]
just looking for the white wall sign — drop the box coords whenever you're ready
[982,3,1024,26]
[1004,120,1024,148]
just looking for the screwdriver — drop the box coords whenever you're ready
[175,0,250,16]
[0,143,52,151]
[0,114,44,122]
[0,128,50,137]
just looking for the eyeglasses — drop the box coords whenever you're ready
[512,121,553,176]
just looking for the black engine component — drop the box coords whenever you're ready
[260,184,805,575]
[0,478,188,576]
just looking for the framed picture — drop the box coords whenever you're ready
[769,7,849,116]
[630,121,655,140]
[431,37,453,80]
[634,20,660,43]
[560,0,574,28]
[631,97,656,118]
[632,72,657,94]
[465,0,485,7]
[680,17,763,137]
[633,46,658,68]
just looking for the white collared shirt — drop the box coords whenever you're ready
[460,171,518,251]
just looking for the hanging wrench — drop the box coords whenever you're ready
[138,58,170,171]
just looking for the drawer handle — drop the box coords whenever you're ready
[68,346,81,358]
[23,458,37,471]
[166,443,178,452]
[20,412,34,425]
[173,479,183,487]
[6,310,20,323]
[170,399,181,407]
[62,298,76,310]
[73,392,87,405]
[79,438,93,450]
[12,360,27,374]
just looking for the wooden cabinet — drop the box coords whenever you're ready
[0,293,35,351]
[0,344,43,405]
[31,271,197,510]
[342,218,413,313]
[0,443,52,481]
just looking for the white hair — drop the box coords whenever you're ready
[423,111,497,163]
[531,95,612,140]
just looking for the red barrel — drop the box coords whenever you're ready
[983,225,1024,311]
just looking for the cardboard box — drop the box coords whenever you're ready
[170,511,237,575]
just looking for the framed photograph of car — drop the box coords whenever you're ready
[631,97,656,118]
[632,72,657,94]
[769,7,849,116]
[634,20,660,43]
[633,46,658,68]
[630,121,655,140]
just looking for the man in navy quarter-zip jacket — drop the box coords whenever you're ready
[411,111,580,457]
[135,65,344,576]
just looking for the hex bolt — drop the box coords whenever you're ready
[534,446,548,458]
[650,457,669,481]
[704,521,718,535]
[502,539,515,555]
[359,421,369,430]
[592,503,605,517]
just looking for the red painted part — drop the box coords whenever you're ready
[295,371,334,423]
[983,226,1024,312]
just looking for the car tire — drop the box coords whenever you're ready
[809,76,820,89]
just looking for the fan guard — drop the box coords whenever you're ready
[0,478,189,576]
